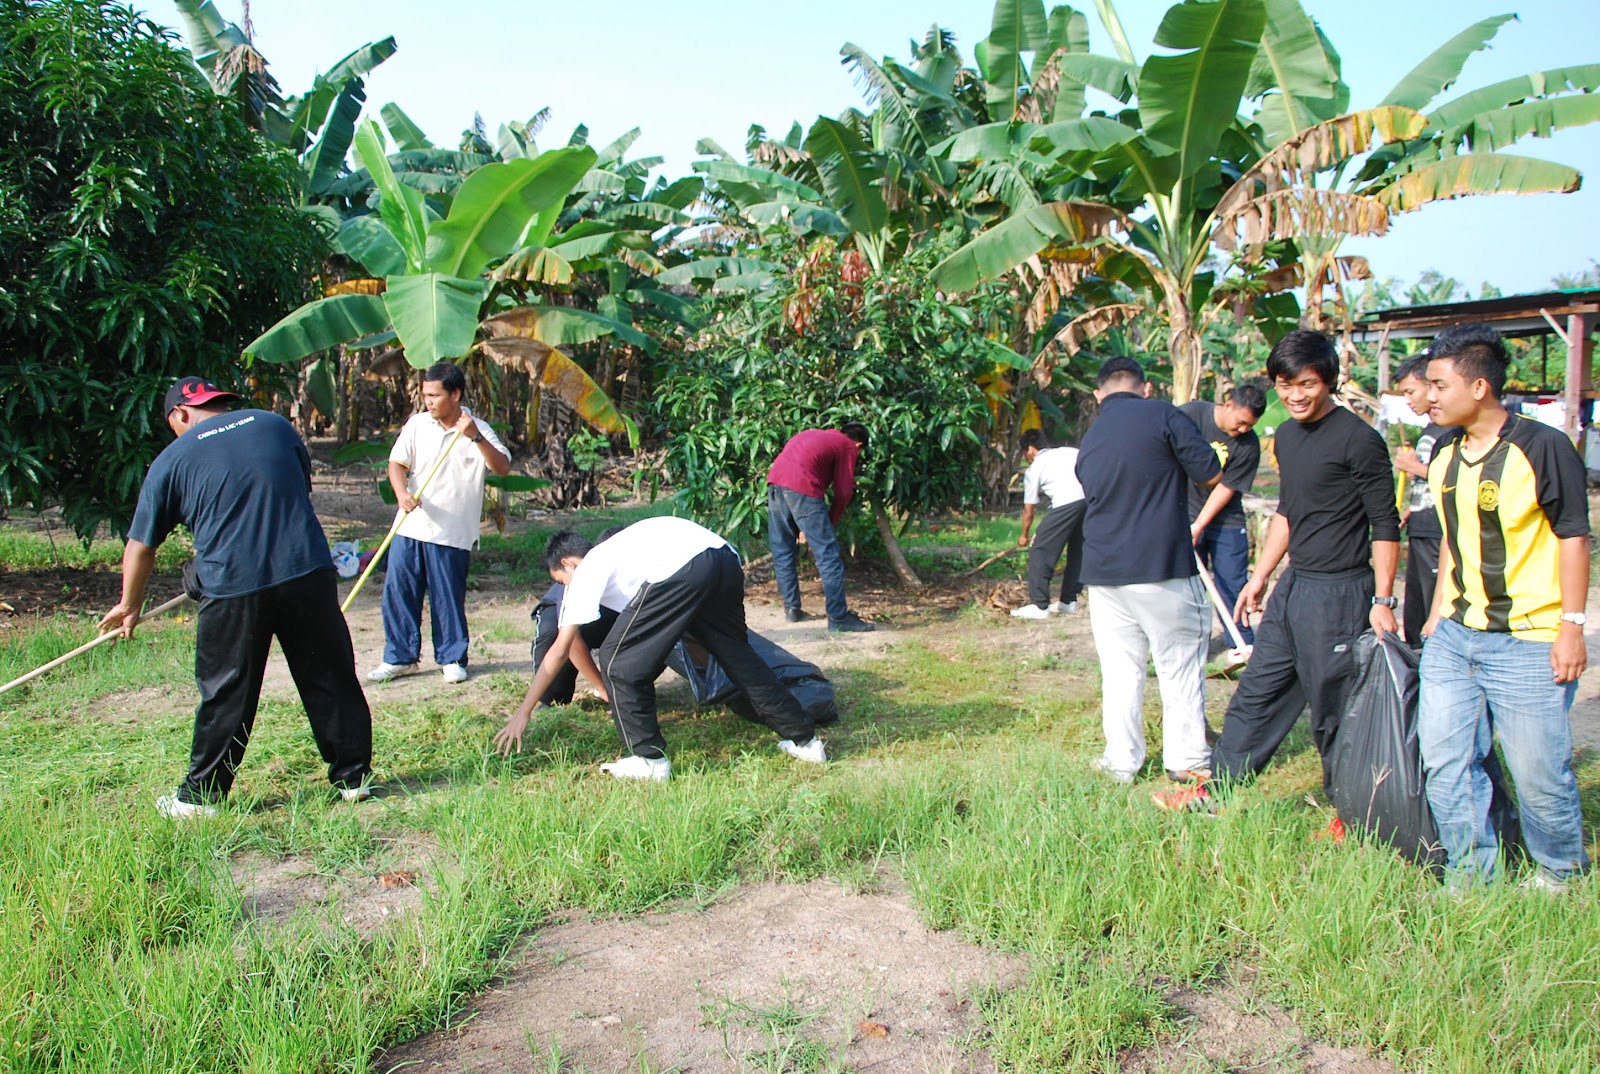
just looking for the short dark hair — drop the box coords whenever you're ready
[423,362,466,396]
[1097,355,1145,388]
[840,421,869,450]
[543,530,593,573]
[1227,381,1268,418]
[1265,329,1337,387]
[1019,428,1048,452]
[1429,322,1509,399]
[1394,353,1431,385]
[596,525,625,542]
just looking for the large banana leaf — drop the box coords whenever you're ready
[933,122,1039,162]
[1028,116,1142,156]
[382,274,490,367]
[1375,153,1581,212]
[172,0,243,72]
[1381,15,1516,111]
[304,357,338,421]
[982,0,1050,114]
[804,117,888,247]
[695,160,828,205]
[651,176,705,210]
[1428,64,1600,133]
[425,147,597,280]
[1244,0,1336,101]
[478,337,639,449]
[323,37,398,86]
[381,103,433,150]
[1057,53,1139,103]
[302,79,367,195]
[1045,6,1092,121]
[743,202,851,236]
[1139,0,1266,182]
[655,257,784,287]
[482,305,652,352]
[1093,0,1139,64]
[931,202,1124,291]
[354,121,427,272]
[1454,93,1600,152]
[244,294,391,364]
[337,215,407,277]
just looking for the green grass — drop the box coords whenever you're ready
[0,526,194,573]
[1,587,1596,1073]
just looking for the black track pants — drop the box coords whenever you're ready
[1403,534,1440,647]
[597,546,815,758]
[181,569,372,803]
[1211,567,1374,792]
[1027,500,1085,609]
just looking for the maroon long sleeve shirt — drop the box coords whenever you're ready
[766,429,860,524]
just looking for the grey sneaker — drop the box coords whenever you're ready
[156,793,219,819]
[1048,601,1079,615]
[599,755,671,781]
[366,661,420,683]
[777,737,827,764]
[1519,869,1570,895]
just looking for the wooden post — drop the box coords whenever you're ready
[1564,313,1592,444]
[1376,325,1393,394]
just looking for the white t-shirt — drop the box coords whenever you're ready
[1023,446,1084,508]
[559,517,730,627]
[390,407,509,551]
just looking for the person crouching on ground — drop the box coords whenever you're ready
[1010,428,1086,620]
[494,517,826,779]
[1418,322,1590,891]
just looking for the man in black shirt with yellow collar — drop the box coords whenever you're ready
[1156,331,1400,813]
[1418,322,1589,891]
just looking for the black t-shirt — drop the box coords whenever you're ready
[1077,393,1222,585]
[1179,401,1261,527]
[1274,405,1401,574]
[128,410,333,598]
[1404,422,1451,540]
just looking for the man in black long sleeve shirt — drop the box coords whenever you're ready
[1155,330,1400,812]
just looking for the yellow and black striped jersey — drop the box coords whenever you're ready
[1428,414,1590,642]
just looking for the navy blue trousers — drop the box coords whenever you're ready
[380,535,471,666]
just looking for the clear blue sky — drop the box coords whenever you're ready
[136,0,1600,296]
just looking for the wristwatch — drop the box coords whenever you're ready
[1560,611,1587,626]
[469,432,483,443]
[1371,596,1398,609]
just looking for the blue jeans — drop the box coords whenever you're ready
[767,485,848,622]
[1196,522,1253,645]
[1418,617,1588,883]
[380,535,472,666]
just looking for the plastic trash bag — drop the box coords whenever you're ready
[331,540,362,579]
[667,631,838,726]
[1328,631,1448,871]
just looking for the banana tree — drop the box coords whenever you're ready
[244,121,635,444]
[934,0,1285,403]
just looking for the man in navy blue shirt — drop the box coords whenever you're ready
[1078,357,1222,783]
[100,377,373,818]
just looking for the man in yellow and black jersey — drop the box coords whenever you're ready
[1419,322,1590,890]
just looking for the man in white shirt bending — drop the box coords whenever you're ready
[1011,429,1086,620]
[368,362,510,685]
[493,516,827,780]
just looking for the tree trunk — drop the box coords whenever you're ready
[873,501,922,588]
[1167,296,1202,404]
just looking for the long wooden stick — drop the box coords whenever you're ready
[1194,552,1250,654]
[0,593,190,697]
[341,427,465,613]
[958,545,1018,577]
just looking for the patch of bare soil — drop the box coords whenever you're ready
[0,568,184,624]
[1121,975,1398,1074]
[377,876,1026,1074]
[227,837,440,941]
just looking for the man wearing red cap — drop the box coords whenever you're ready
[100,377,373,818]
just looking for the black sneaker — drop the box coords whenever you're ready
[785,607,810,623]
[828,612,875,633]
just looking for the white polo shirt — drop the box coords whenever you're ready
[1023,446,1084,509]
[390,407,508,551]
[559,517,729,627]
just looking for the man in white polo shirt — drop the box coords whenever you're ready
[368,362,510,684]
[1012,428,1086,620]
[493,516,826,780]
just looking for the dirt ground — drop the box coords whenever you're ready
[4,476,1598,1071]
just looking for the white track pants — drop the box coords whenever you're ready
[1086,577,1211,777]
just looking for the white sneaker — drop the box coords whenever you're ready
[1010,604,1050,620]
[777,737,828,764]
[1048,601,1078,615]
[339,783,373,803]
[1090,757,1136,785]
[600,755,671,781]
[366,661,419,683]
[441,663,468,684]
[1519,870,1570,895]
[156,793,219,819]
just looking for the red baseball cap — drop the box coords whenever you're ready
[164,376,241,416]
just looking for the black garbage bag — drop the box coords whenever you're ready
[667,631,839,726]
[1328,631,1448,870]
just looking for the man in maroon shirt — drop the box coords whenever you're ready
[767,423,874,632]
